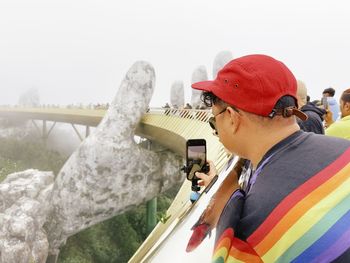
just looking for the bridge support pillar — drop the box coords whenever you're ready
[146,140,157,234]
[71,124,83,142]
[86,125,90,137]
[43,120,47,141]
[146,198,157,234]
[31,120,56,143]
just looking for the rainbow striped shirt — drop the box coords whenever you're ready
[213,131,350,263]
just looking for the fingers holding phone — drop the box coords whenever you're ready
[324,109,334,128]
[195,160,217,187]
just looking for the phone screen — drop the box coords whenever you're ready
[186,139,206,180]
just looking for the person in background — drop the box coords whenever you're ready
[186,54,350,262]
[322,87,340,121]
[296,80,325,134]
[162,102,171,115]
[311,99,321,106]
[184,103,193,109]
[325,88,350,139]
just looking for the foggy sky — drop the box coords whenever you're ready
[1,0,349,107]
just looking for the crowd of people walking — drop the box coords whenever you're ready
[296,84,350,139]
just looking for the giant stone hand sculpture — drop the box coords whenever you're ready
[170,80,185,109]
[0,61,184,263]
[191,66,208,108]
[212,50,233,78]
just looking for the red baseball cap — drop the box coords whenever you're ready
[192,54,306,119]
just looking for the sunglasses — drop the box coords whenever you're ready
[208,108,227,136]
[208,106,240,136]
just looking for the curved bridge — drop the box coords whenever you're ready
[0,106,230,262]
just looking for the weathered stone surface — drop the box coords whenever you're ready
[32,230,49,263]
[44,61,183,255]
[212,50,233,78]
[0,169,53,263]
[191,66,208,108]
[170,80,185,108]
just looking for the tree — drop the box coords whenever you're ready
[18,88,40,107]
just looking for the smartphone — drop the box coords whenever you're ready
[321,96,329,110]
[186,139,207,180]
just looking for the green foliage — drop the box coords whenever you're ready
[58,222,118,263]
[58,187,180,263]
[0,157,20,182]
[0,137,67,175]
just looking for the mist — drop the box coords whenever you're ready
[1,0,350,107]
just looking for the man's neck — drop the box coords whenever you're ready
[248,124,300,168]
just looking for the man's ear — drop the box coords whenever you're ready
[226,107,241,133]
[345,102,350,112]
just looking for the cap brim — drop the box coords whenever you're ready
[191,81,217,92]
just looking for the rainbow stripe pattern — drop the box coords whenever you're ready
[212,147,350,262]
[212,228,263,263]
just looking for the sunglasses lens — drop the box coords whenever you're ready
[208,117,217,133]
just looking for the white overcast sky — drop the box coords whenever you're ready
[1,0,349,107]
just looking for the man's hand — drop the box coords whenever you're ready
[324,109,334,128]
[186,158,245,252]
[195,160,217,187]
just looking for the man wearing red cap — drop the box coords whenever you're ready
[188,55,350,262]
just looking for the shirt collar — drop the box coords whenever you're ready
[257,130,305,169]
